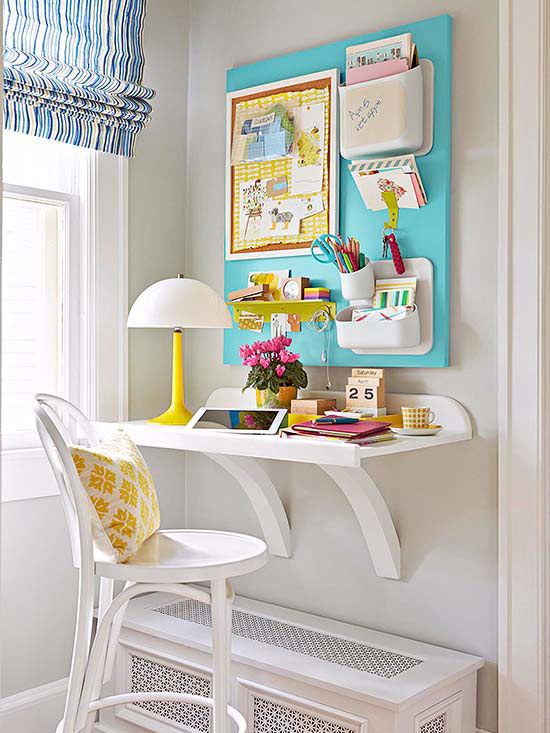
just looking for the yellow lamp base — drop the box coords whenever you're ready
[148,328,193,425]
[148,402,193,426]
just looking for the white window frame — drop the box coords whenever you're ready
[1,152,129,502]
[498,0,550,730]
[2,183,80,451]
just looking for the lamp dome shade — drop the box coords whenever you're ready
[127,277,232,329]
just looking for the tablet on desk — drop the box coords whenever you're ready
[187,407,287,435]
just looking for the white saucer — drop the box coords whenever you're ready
[390,425,443,436]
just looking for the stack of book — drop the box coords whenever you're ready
[281,418,394,445]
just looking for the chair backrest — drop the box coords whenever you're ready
[34,394,101,569]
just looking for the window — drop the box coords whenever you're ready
[2,192,65,440]
[1,133,88,450]
[1,130,128,465]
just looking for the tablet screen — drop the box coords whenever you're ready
[191,409,283,431]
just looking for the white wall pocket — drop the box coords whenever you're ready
[335,257,434,355]
[339,61,434,159]
[336,303,421,351]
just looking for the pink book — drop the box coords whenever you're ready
[291,419,391,439]
[346,58,409,86]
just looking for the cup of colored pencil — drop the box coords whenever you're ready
[343,236,366,272]
[339,236,375,304]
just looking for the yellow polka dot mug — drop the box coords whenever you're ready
[401,406,435,429]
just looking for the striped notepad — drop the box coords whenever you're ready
[373,277,417,308]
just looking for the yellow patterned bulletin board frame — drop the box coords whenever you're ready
[225,69,339,260]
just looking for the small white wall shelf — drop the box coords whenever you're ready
[96,388,471,581]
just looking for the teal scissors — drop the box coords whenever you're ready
[310,234,346,271]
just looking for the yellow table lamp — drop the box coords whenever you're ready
[127,274,232,425]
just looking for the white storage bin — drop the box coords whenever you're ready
[336,304,421,352]
[339,63,424,159]
[339,262,375,305]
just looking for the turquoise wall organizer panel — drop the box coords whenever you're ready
[224,14,451,367]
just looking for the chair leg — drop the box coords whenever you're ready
[102,581,134,684]
[61,563,95,733]
[97,577,114,622]
[211,578,233,733]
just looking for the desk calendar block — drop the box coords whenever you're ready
[346,384,385,409]
[352,368,385,378]
[346,368,386,408]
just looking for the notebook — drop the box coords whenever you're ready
[290,419,391,439]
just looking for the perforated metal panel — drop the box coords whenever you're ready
[252,695,355,733]
[130,654,211,732]
[420,712,447,733]
[154,599,422,678]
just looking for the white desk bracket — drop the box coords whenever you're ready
[319,463,401,580]
[205,453,291,558]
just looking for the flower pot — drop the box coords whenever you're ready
[256,386,297,409]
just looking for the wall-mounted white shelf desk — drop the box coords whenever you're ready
[96,389,471,581]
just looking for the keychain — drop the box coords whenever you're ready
[380,189,405,275]
[382,227,405,275]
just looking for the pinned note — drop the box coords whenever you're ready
[271,312,289,338]
[288,313,301,332]
[291,102,325,194]
[238,311,265,332]
[266,175,288,198]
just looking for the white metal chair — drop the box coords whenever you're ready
[34,394,268,733]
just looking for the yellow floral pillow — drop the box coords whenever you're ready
[70,430,161,562]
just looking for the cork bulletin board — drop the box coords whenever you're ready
[225,70,338,259]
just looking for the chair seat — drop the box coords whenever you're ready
[95,529,268,583]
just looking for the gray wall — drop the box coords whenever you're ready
[184,2,498,731]
[0,0,191,701]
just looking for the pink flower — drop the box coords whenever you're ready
[259,357,270,369]
[244,414,256,428]
[286,352,300,363]
[243,354,260,367]
[279,349,290,363]
[239,344,252,360]
[275,364,286,378]
[281,336,292,347]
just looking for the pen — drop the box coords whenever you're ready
[313,417,360,425]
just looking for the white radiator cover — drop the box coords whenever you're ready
[94,591,482,733]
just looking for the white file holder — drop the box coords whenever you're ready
[335,257,433,355]
[339,60,434,159]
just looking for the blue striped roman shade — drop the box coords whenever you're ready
[3,0,155,157]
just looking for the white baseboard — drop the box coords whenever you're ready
[0,678,67,733]
[0,677,68,715]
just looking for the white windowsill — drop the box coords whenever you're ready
[1,447,60,502]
